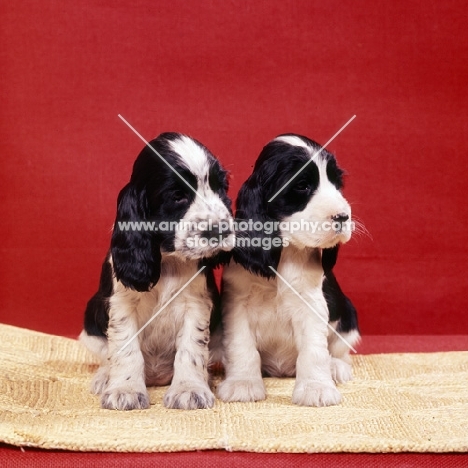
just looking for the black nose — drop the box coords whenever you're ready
[200,225,233,239]
[331,213,349,223]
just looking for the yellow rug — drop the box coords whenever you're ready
[0,323,467,453]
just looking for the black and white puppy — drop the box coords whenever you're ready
[216,134,360,407]
[80,132,234,410]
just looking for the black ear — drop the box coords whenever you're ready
[321,245,340,272]
[322,268,359,332]
[232,176,282,279]
[110,183,161,291]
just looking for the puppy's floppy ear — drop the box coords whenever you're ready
[321,245,340,272]
[322,246,359,332]
[110,183,161,291]
[232,175,282,279]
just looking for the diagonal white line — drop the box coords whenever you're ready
[268,115,356,202]
[269,266,357,353]
[117,266,206,355]
[118,114,208,203]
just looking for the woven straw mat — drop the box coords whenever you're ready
[0,323,467,453]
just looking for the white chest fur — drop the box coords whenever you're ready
[222,245,327,377]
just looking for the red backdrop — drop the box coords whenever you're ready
[1,0,467,336]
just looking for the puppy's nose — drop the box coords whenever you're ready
[331,213,349,223]
[201,225,233,239]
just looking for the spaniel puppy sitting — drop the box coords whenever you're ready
[216,134,360,407]
[80,132,234,410]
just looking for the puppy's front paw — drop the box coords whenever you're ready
[90,366,109,395]
[101,387,150,410]
[330,357,353,384]
[163,383,215,410]
[217,378,266,402]
[292,381,341,407]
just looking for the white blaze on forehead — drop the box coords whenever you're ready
[275,135,310,151]
[274,135,328,173]
[169,135,210,180]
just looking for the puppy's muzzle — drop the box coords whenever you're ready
[199,224,235,251]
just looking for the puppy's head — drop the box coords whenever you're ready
[233,134,352,278]
[111,132,234,291]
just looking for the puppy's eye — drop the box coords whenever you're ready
[173,190,188,204]
[294,180,311,193]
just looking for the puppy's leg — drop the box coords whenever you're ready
[101,299,149,410]
[330,356,352,384]
[328,326,360,383]
[78,331,109,394]
[291,291,341,407]
[217,304,265,402]
[163,310,215,410]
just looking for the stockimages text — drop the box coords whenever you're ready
[117,219,355,251]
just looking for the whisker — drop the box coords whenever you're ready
[350,216,373,241]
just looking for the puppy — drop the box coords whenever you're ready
[80,132,234,410]
[216,134,360,407]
